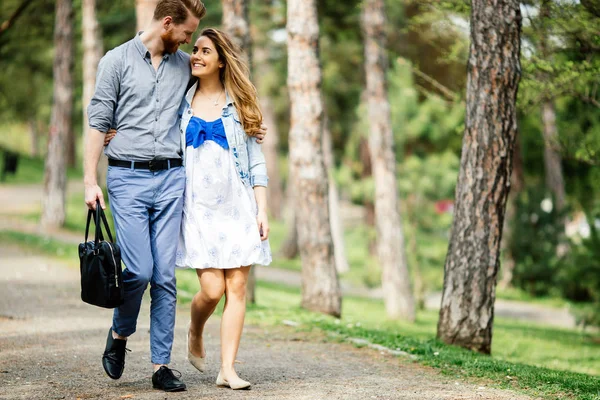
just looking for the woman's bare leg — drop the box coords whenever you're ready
[220,266,251,383]
[189,268,225,358]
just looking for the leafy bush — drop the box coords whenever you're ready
[509,185,567,297]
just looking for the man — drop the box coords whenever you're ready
[84,0,206,392]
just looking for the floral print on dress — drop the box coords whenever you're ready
[175,117,271,270]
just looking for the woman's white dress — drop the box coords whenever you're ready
[176,116,272,270]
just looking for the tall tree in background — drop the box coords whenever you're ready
[287,0,341,317]
[82,0,107,187]
[136,0,158,32]
[437,0,522,354]
[361,0,415,320]
[539,0,566,212]
[252,1,285,221]
[498,138,525,289]
[41,0,74,229]
[222,0,258,304]
[323,115,349,273]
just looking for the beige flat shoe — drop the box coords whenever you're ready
[216,371,251,390]
[187,322,206,372]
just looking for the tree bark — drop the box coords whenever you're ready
[287,0,341,317]
[437,0,522,354]
[136,0,158,32]
[82,0,107,188]
[362,0,415,321]
[41,0,74,229]
[323,115,349,274]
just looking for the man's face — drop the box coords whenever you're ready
[161,14,200,54]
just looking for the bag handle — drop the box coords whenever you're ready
[84,200,114,245]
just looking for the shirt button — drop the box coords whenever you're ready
[155,117,158,121]
[156,98,159,102]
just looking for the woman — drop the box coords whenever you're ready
[175,28,272,390]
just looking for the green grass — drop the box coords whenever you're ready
[2,231,599,399]
[175,275,600,400]
[0,230,77,261]
[0,152,82,185]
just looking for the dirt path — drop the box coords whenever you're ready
[0,243,534,400]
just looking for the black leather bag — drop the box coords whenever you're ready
[78,201,124,308]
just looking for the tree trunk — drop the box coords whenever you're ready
[541,100,565,210]
[362,0,415,321]
[498,137,524,290]
[437,0,522,354]
[222,0,251,64]
[322,115,349,274]
[222,0,258,304]
[82,0,107,188]
[280,179,299,258]
[287,0,341,317]
[261,96,284,219]
[359,136,377,255]
[539,0,566,212]
[41,0,74,229]
[28,118,38,157]
[253,43,284,220]
[136,0,158,32]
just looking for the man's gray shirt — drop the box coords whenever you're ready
[87,33,190,161]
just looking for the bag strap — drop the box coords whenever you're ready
[93,200,103,247]
[84,208,93,243]
[84,200,114,245]
[98,204,115,243]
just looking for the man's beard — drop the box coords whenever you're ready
[162,31,180,54]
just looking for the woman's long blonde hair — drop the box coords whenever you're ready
[199,28,262,136]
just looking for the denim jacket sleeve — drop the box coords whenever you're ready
[246,135,269,187]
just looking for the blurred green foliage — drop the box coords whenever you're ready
[1,0,600,325]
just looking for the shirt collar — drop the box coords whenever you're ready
[134,31,170,61]
[133,32,150,59]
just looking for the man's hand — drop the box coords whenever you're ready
[255,123,267,144]
[256,210,270,241]
[85,184,106,210]
[104,128,117,146]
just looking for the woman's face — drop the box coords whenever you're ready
[190,36,223,79]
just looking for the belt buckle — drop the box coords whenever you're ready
[148,160,157,171]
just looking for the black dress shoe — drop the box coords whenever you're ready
[152,366,187,392]
[102,328,128,379]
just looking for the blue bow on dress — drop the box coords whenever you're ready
[186,116,229,150]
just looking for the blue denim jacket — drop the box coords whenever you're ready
[179,81,269,188]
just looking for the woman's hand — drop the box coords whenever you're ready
[256,210,270,241]
[104,128,117,146]
[255,123,267,144]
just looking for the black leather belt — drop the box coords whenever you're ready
[108,158,183,171]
